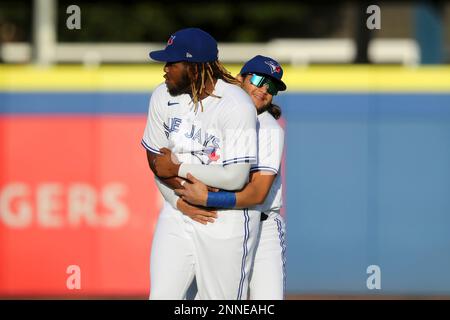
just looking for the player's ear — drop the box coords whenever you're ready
[186,63,198,78]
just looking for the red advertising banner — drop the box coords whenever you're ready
[0,116,160,297]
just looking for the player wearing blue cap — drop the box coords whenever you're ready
[142,28,261,300]
[158,55,287,300]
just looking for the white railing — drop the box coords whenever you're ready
[0,39,420,66]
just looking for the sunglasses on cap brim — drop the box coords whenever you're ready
[248,73,280,96]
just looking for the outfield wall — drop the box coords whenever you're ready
[1,66,449,297]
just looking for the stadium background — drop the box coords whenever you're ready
[1,1,450,299]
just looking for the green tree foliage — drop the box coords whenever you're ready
[0,0,344,43]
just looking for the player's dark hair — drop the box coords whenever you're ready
[268,103,282,119]
[186,60,240,112]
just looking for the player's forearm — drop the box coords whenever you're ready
[160,177,184,190]
[147,150,183,190]
[202,172,275,209]
[178,163,250,191]
[235,183,267,208]
[206,182,266,209]
[154,177,179,210]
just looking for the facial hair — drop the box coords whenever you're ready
[167,70,191,96]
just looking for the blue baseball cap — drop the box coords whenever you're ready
[149,28,218,63]
[240,55,287,91]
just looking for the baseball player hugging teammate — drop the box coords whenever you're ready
[142,28,260,300]
[162,55,287,300]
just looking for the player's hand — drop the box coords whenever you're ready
[154,148,181,178]
[175,173,210,206]
[174,176,188,189]
[176,198,218,225]
[207,186,219,192]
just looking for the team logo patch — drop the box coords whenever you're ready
[167,35,176,46]
[264,60,281,74]
[205,146,220,162]
[191,146,220,165]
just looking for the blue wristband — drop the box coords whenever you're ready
[206,191,236,208]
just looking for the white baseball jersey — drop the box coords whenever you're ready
[142,79,261,300]
[249,110,286,300]
[142,80,257,166]
[251,111,284,213]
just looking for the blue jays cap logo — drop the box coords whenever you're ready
[264,60,281,74]
[167,35,176,46]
